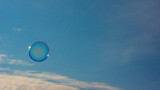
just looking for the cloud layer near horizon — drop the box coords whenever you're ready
[0,74,78,90]
[0,53,120,90]
[0,67,120,90]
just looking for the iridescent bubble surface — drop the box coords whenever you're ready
[29,41,49,62]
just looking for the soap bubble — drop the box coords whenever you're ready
[29,41,49,62]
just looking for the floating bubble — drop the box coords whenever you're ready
[29,41,49,62]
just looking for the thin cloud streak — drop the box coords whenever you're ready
[0,54,34,66]
[12,28,23,32]
[8,59,33,66]
[0,67,10,71]
[0,54,7,63]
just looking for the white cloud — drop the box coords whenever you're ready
[8,59,34,66]
[0,67,10,71]
[12,28,23,32]
[0,67,120,90]
[0,54,34,66]
[0,74,78,90]
[0,54,7,63]
[0,53,120,90]
[0,54,6,57]
[13,70,119,90]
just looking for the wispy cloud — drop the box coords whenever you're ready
[12,28,23,32]
[0,67,10,71]
[0,74,78,90]
[8,69,119,90]
[0,54,33,66]
[0,54,120,90]
[0,54,7,63]
[8,59,33,66]
[0,67,120,90]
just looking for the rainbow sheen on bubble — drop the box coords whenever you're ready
[29,41,49,62]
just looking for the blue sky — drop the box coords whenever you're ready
[0,0,160,90]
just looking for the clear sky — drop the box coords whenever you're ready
[0,0,160,90]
